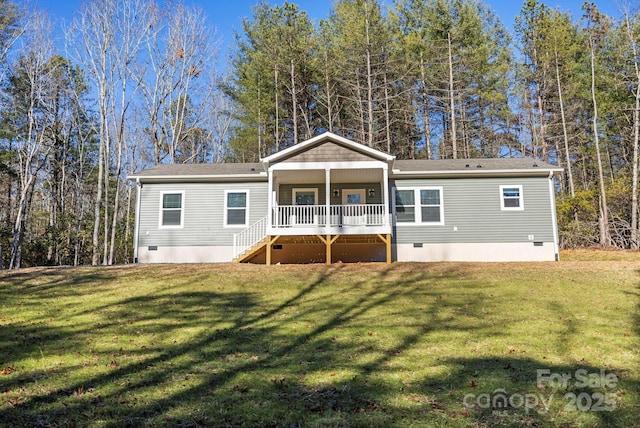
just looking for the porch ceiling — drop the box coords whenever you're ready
[274,168,383,184]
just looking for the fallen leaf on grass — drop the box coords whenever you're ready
[1,365,16,375]
[232,385,250,393]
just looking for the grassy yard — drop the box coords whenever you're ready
[0,252,638,427]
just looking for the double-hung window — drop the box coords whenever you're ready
[225,190,249,227]
[420,189,442,223]
[395,187,444,224]
[160,191,184,227]
[500,185,524,210]
[395,189,415,223]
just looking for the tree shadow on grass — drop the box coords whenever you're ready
[0,264,637,427]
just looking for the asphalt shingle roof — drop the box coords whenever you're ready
[130,158,560,182]
[393,158,558,172]
[132,162,265,177]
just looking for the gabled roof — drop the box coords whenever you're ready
[128,132,563,183]
[261,131,395,165]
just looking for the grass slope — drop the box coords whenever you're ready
[0,254,639,427]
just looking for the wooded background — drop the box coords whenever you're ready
[0,0,638,268]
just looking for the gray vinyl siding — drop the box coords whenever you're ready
[391,176,555,244]
[278,183,383,205]
[138,181,268,247]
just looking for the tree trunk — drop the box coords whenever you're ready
[274,65,280,149]
[589,39,609,246]
[92,119,105,266]
[109,135,124,265]
[554,44,574,197]
[365,11,374,148]
[623,11,640,248]
[383,53,391,153]
[290,58,298,145]
[632,86,639,248]
[447,32,457,159]
[324,49,334,133]
[10,178,35,269]
[419,54,432,159]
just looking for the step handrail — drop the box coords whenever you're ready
[233,215,268,259]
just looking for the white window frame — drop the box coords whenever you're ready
[342,188,365,205]
[500,185,524,211]
[292,188,318,205]
[224,189,249,227]
[418,187,445,225]
[394,187,417,223]
[159,191,185,228]
[394,187,444,226]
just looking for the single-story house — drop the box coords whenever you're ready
[128,132,562,264]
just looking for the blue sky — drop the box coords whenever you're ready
[36,0,620,63]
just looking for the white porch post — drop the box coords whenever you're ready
[267,165,273,232]
[382,165,390,226]
[325,168,331,227]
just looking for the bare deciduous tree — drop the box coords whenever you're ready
[138,2,216,165]
[7,11,55,269]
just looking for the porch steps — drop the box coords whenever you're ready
[232,236,269,263]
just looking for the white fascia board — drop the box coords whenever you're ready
[271,160,387,171]
[127,173,268,183]
[390,168,563,178]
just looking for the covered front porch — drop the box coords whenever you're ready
[267,164,392,236]
[233,132,396,264]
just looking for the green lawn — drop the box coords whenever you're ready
[0,253,638,427]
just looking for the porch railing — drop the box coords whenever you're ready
[273,204,386,228]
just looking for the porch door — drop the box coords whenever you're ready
[293,188,317,225]
[342,189,366,225]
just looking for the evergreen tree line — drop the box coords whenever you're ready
[1,0,639,269]
[230,0,640,250]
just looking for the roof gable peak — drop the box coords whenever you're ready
[261,132,395,165]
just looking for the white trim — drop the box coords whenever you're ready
[130,173,267,179]
[267,169,274,230]
[271,160,386,171]
[390,168,563,179]
[133,179,142,262]
[500,185,524,211]
[382,166,390,226]
[159,191,185,228]
[393,186,445,226]
[342,188,365,205]
[548,173,560,259]
[224,189,250,228]
[325,169,331,229]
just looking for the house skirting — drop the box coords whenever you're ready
[136,241,557,264]
[137,245,234,263]
[395,242,557,262]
